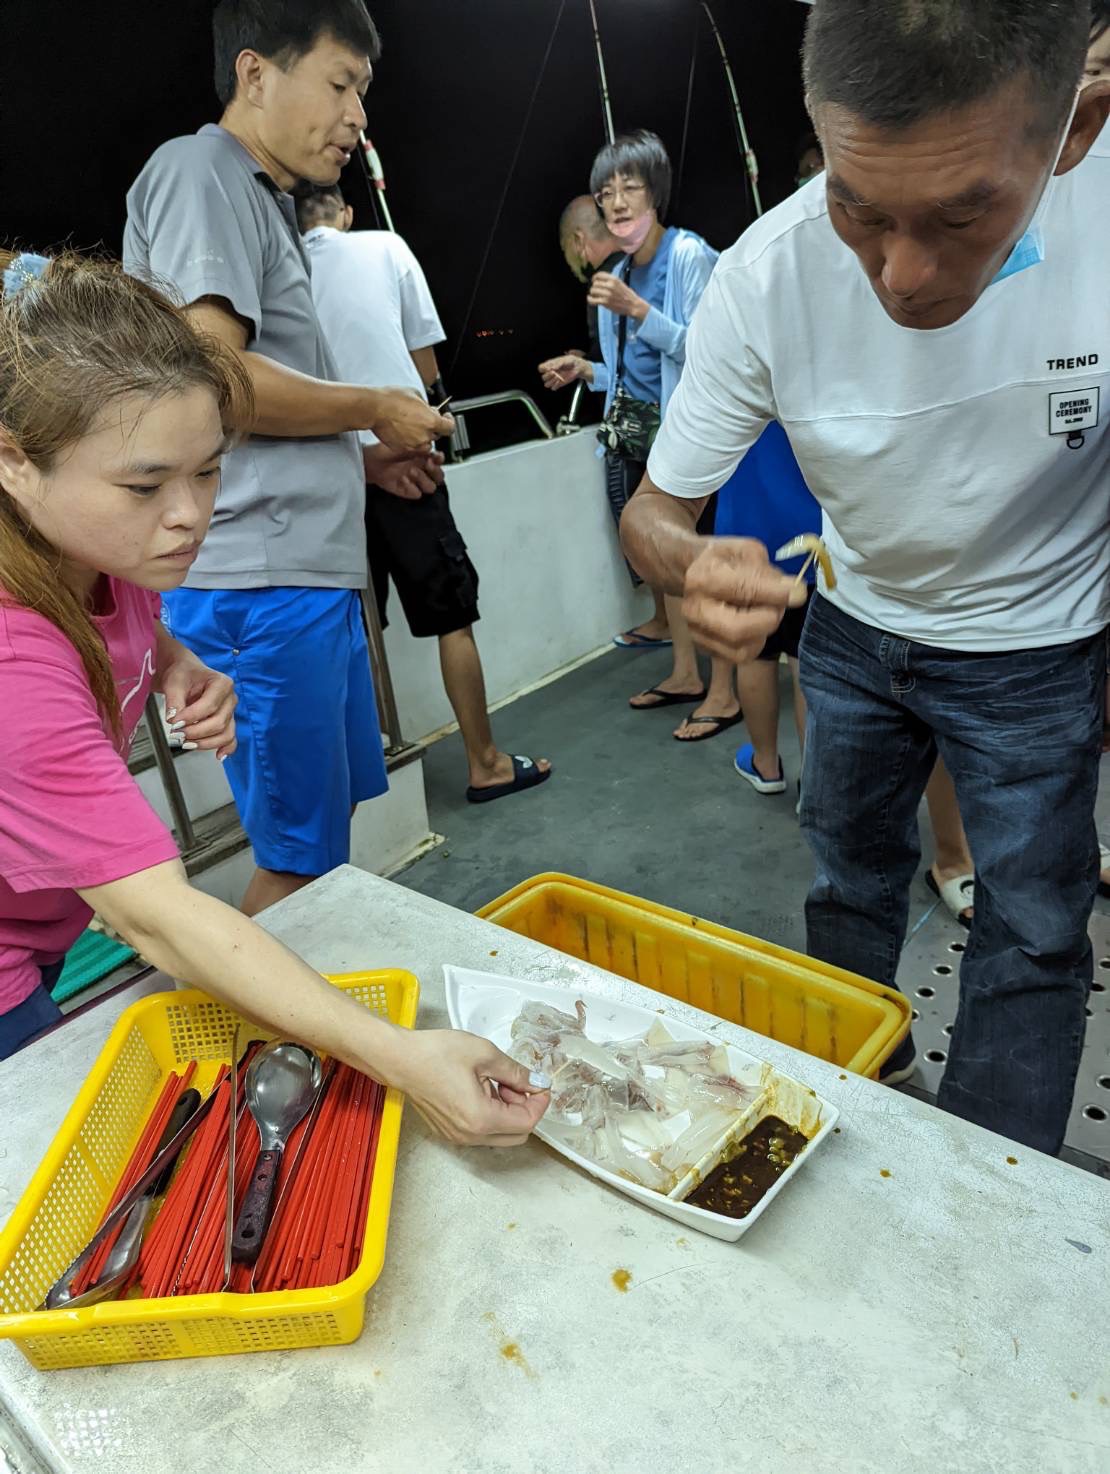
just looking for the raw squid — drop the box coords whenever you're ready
[508,997,757,1194]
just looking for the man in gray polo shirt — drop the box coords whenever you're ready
[124,0,452,916]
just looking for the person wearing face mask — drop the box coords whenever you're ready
[621,0,1110,1156]
[919,2,1110,919]
[1088,2,1110,91]
[795,131,825,189]
[552,198,652,596]
[557,196,622,367]
[540,132,741,743]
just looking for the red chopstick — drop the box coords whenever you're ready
[72,1065,196,1295]
[105,1052,391,1300]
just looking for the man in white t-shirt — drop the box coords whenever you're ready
[298,187,552,804]
[622,0,1110,1155]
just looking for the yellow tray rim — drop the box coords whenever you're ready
[0,969,417,1345]
[476,872,912,1074]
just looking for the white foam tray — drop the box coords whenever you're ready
[444,967,840,1242]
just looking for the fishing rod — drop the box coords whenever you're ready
[356,131,396,232]
[585,0,616,144]
[700,1,763,217]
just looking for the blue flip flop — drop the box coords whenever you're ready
[467,755,552,805]
[612,629,673,649]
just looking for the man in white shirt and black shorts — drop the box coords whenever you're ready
[298,186,551,804]
[622,0,1110,1155]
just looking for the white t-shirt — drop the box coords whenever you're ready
[302,226,445,447]
[648,132,1110,651]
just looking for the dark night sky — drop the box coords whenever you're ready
[3,1,809,436]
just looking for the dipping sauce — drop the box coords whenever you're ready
[684,1115,808,1219]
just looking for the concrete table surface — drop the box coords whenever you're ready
[1,865,1108,1474]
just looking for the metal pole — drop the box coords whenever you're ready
[585,0,616,143]
[144,697,197,852]
[350,134,404,743]
[359,590,406,755]
[700,1,763,217]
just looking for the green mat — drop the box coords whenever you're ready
[52,928,137,1005]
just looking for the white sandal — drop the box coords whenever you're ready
[1098,844,1110,898]
[926,869,974,930]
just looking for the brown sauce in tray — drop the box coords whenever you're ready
[684,1115,808,1219]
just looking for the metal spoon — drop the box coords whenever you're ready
[231,1042,322,1265]
[42,1087,209,1310]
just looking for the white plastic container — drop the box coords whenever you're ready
[444,967,840,1242]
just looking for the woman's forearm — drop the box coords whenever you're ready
[638,308,686,364]
[80,863,411,1085]
[152,623,186,687]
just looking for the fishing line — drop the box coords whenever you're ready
[674,9,700,216]
[448,0,568,382]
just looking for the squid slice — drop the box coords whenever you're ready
[774,533,837,590]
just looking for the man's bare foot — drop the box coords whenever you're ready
[629,676,705,709]
[632,617,670,641]
[468,750,552,790]
[674,695,742,741]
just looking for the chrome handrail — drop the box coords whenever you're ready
[556,381,587,436]
[449,391,555,455]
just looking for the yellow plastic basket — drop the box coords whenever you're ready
[0,970,417,1370]
[478,874,909,1078]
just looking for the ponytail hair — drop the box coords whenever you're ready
[0,249,253,741]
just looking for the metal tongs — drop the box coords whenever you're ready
[41,1087,216,1310]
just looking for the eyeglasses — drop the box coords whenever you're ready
[594,181,648,208]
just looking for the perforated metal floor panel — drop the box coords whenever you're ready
[896,898,1110,1167]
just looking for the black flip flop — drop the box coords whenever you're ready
[466,755,552,805]
[629,685,708,710]
[673,712,744,743]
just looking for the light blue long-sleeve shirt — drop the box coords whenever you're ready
[591,226,719,421]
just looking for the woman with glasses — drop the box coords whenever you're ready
[541,130,741,741]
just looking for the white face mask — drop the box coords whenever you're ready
[988,88,1079,286]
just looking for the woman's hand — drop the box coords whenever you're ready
[387,1027,551,1147]
[538,354,592,391]
[155,630,237,760]
[586,271,648,320]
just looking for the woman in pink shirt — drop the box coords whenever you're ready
[0,250,549,1146]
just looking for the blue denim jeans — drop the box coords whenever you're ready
[0,960,65,1062]
[798,595,1104,1155]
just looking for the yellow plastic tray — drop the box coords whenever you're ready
[0,970,418,1369]
[477,874,909,1077]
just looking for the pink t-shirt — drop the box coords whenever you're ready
[0,579,179,1012]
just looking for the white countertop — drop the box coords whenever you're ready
[2,865,1108,1474]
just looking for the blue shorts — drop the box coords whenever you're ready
[162,588,388,876]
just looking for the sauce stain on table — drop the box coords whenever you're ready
[481,1311,537,1378]
[501,1342,533,1375]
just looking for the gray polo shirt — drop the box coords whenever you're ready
[123,124,366,590]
